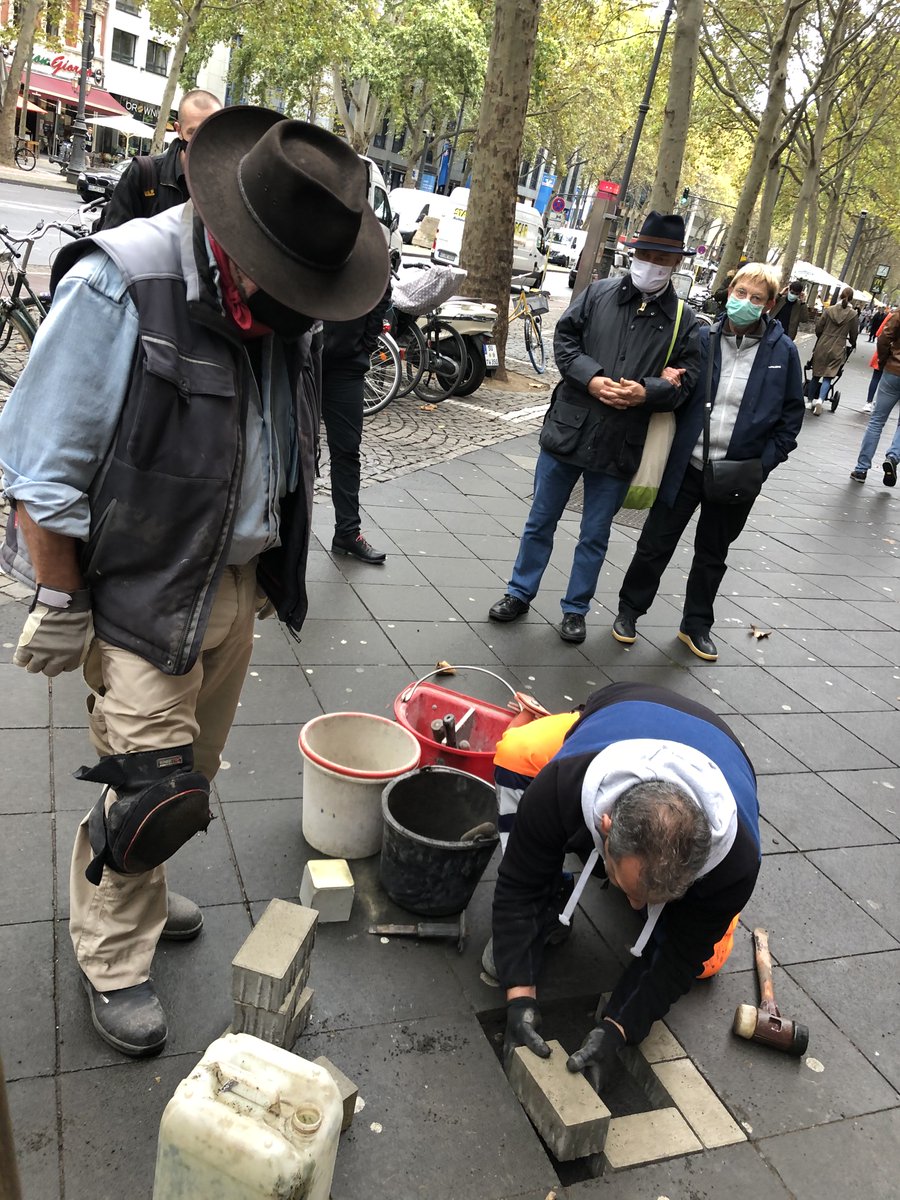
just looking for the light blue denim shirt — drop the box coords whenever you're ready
[0,246,294,565]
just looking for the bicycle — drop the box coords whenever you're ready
[363,328,402,416]
[390,261,467,403]
[14,138,36,172]
[509,282,550,374]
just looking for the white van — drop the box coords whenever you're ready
[547,228,586,269]
[361,156,402,269]
[388,188,456,243]
[431,188,548,285]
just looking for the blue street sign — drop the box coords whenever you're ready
[534,172,557,215]
[421,173,436,193]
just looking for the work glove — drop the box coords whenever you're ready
[14,587,93,677]
[503,997,551,1067]
[566,1020,626,1094]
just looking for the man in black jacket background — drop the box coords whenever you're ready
[98,89,221,229]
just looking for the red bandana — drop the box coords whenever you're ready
[208,235,271,338]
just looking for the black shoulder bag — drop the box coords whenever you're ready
[702,330,764,505]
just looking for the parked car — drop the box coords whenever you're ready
[75,160,129,203]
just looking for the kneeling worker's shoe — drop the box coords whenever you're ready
[883,456,898,487]
[331,533,387,564]
[489,594,530,622]
[612,612,637,644]
[559,613,586,643]
[161,892,203,941]
[81,974,167,1057]
[678,628,718,662]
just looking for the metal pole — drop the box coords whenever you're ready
[445,95,466,192]
[0,1052,23,1200]
[839,208,868,283]
[66,0,94,183]
[594,0,676,282]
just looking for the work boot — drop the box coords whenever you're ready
[678,628,718,662]
[612,612,637,644]
[331,533,386,564]
[883,456,898,487]
[80,973,167,1057]
[160,892,203,941]
[559,613,586,643]
[489,594,530,622]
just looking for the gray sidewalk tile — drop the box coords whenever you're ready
[757,773,896,850]
[596,663,736,714]
[306,663,416,717]
[840,710,900,766]
[793,597,896,630]
[0,921,56,1080]
[384,527,476,558]
[383,618,502,665]
[232,665,323,726]
[328,550,430,587]
[436,585,547,623]
[0,814,53,923]
[0,664,49,726]
[0,729,50,813]
[297,1014,560,1200]
[748,712,892,771]
[303,548,348,582]
[691,666,814,714]
[798,573,888,601]
[765,665,892,712]
[819,768,900,837]
[713,716,806,775]
[293,618,406,666]
[566,1142,792,1198]
[473,621,593,667]
[808,844,900,941]
[5,1077,60,1200]
[412,554,506,588]
[215,724,304,802]
[222,797,309,902]
[854,600,900,629]
[740,853,898,962]
[781,628,894,666]
[361,502,445,531]
[757,817,797,856]
[758,1109,900,1199]
[663,966,900,1139]
[712,626,828,668]
[501,665,611,713]
[250,620,305,665]
[788,951,900,1089]
[48,672,90,728]
[350,581,462,621]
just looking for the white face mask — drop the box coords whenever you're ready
[630,259,674,294]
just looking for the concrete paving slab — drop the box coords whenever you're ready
[474,621,593,667]
[782,627,894,667]
[412,553,506,589]
[360,502,445,532]
[297,1014,560,1200]
[855,600,900,629]
[221,797,309,901]
[0,664,50,726]
[749,712,892,771]
[47,671,91,727]
[842,665,900,710]
[232,665,323,726]
[293,617,409,666]
[216,724,304,802]
[765,665,892,712]
[713,715,806,775]
[383,618,502,665]
[436,585,548,623]
[350,581,462,621]
[5,1076,61,1200]
[758,1108,900,1200]
[306,662,416,717]
[0,728,50,814]
[840,709,900,766]
[788,951,900,1089]
[651,1059,745,1148]
[757,772,895,850]
[386,526,477,558]
[508,1040,611,1161]
[740,852,898,963]
[327,550,430,587]
[846,628,900,662]
[0,921,56,1081]
[793,597,896,631]
[690,665,814,714]
[566,1141,792,1197]
[819,768,900,836]
[603,1107,701,1167]
[0,814,53,923]
[302,548,348,582]
[808,844,900,940]
[249,620,303,665]
[51,728,99,811]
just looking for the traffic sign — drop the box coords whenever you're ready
[696,244,707,256]
[550,195,566,214]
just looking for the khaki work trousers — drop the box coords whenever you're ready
[69,566,258,991]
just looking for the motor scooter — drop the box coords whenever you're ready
[432,296,498,396]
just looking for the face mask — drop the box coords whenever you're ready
[726,296,763,326]
[248,290,314,339]
[630,259,674,294]
[786,293,797,303]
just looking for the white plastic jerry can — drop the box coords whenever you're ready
[152,1032,344,1200]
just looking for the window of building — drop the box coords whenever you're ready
[111,29,137,65]
[145,40,169,75]
[116,0,140,13]
[391,129,406,154]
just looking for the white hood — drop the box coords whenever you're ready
[558,740,738,957]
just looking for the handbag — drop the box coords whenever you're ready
[701,330,764,505]
[621,300,684,511]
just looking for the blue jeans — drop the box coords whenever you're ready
[508,450,629,615]
[855,373,900,472]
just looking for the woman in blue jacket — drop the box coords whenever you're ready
[611,263,805,662]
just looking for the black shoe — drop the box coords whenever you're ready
[559,613,586,643]
[160,892,203,942]
[331,533,386,564]
[612,612,637,644]
[489,594,530,622]
[883,457,898,487]
[678,628,718,662]
[850,470,867,482]
[80,973,167,1057]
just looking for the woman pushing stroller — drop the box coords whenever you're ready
[806,287,858,415]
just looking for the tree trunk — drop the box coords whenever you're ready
[0,0,44,168]
[333,74,381,154]
[648,0,703,211]
[710,0,809,291]
[458,0,543,377]
[151,0,206,154]
[748,149,782,261]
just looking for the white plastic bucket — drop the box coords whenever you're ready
[299,712,421,858]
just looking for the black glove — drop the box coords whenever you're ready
[566,1020,625,1093]
[503,997,550,1066]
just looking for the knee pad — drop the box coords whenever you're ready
[76,745,212,885]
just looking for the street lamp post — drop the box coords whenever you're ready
[66,0,95,184]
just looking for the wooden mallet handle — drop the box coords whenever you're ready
[753,927,778,1015]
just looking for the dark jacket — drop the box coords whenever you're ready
[544,275,700,478]
[876,311,900,377]
[1,205,321,675]
[323,285,392,373]
[658,316,804,505]
[771,293,810,340]
[493,683,761,1043]
[98,140,188,230]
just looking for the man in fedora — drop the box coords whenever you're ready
[489,212,701,643]
[0,107,389,1057]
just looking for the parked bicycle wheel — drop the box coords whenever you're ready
[414,319,465,402]
[394,317,426,397]
[524,313,545,374]
[15,144,36,172]
[0,310,36,405]
[363,332,401,416]
[443,333,487,397]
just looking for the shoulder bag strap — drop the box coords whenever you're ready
[663,298,684,369]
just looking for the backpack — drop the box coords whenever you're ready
[92,155,159,232]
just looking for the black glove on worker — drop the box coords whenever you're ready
[503,997,551,1066]
[566,1020,626,1093]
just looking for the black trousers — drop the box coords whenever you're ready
[321,366,365,540]
[619,464,755,634]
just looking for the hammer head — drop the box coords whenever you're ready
[733,1003,809,1056]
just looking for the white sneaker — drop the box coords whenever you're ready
[864,403,874,414]
[804,400,812,410]
[812,401,823,416]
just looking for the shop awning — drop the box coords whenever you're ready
[23,71,128,117]
[16,96,48,113]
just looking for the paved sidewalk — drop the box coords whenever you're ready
[1,345,898,1198]
[0,157,77,192]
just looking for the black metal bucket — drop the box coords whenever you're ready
[380,766,499,917]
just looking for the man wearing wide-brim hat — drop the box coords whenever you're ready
[0,107,390,1057]
[489,211,701,644]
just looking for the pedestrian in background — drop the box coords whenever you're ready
[862,310,895,414]
[771,280,810,341]
[850,310,900,485]
[807,287,858,415]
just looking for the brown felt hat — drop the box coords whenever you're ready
[185,106,389,321]
[624,210,696,256]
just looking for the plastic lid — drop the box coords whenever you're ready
[291,1104,323,1134]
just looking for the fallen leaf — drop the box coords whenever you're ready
[420,403,438,411]
[749,625,772,640]
[435,660,456,675]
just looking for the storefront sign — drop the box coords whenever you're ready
[110,93,176,128]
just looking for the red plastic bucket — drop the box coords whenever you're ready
[393,668,517,784]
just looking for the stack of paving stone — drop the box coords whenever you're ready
[230,899,318,1050]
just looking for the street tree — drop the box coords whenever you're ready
[146,0,209,152]
[648,0,703,212]
[0,0,44,168]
